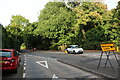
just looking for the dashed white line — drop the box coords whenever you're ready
[23,55,26,78]
[23,73,26,78]
[25,57,26,61]
[24,66,26,70]
[24,63,26,66]
[24,61,26,63]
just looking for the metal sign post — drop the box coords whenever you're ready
[97,43,120,71]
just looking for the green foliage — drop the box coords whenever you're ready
[0,24,2,49]
[5,15,34,49]
[35,2,76,49]
[83,26,107,50]
[6,15,29,36]
[35,2,120,50]
[86,27,107,42]
[102,1,120,46]
[1,24,19,50]
[2,2,120,50]
[83,41,101,50]
[112,1,120,22]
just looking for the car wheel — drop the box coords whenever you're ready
[67,50,70,54]
[73,50,75,54]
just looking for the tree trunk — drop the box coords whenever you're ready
[81,28,86,40]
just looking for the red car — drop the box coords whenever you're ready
[0,49,21,73]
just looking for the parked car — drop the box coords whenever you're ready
[0,49,21,73]
[65,45,84,54]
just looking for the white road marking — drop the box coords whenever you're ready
[24,63,26,66]
[24,67,26,70]
[24,61,26,63]
[52,74,58,78]
[23,73,26,78]
[36,61,49,69]
[23,56,26,78]
[25,57,26,61]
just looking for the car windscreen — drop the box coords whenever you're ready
[71,46,79,48]
[69,46,79,48]
[0,50,12,57]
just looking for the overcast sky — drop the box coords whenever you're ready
[0,0,119,26]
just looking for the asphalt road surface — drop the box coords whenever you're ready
[2,50,119,79]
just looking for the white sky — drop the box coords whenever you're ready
[0,0,119,27]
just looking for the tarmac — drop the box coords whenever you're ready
[21,49,120,79]
[57,51,120,80]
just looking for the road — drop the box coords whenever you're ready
[2,51,120,79]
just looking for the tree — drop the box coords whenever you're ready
[1,24,19,50]
[0,24,3,49]
[35,2,76,50]
[29,22,51,50]
[6,15,33,49]
[103,1,120,46]
[3,1,119,50]
[73,2,107,39]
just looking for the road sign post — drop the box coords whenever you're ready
[97,43,120,71]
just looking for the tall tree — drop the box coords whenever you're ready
[1,24,18,50]
[35,2,76,49]
[0,24,3,49]
[103,1,120,46]
[73,2,107,40]
[6,15,32,49]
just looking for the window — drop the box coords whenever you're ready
[14,51,19,57]
[0,50,12,57]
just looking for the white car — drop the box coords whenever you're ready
[66,45,83,54]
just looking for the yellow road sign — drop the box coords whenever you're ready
[100,43,116,51]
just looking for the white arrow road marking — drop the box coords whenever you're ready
[36,61,49,69]
[52,74,58,78]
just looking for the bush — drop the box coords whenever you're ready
[83,41,101,50]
